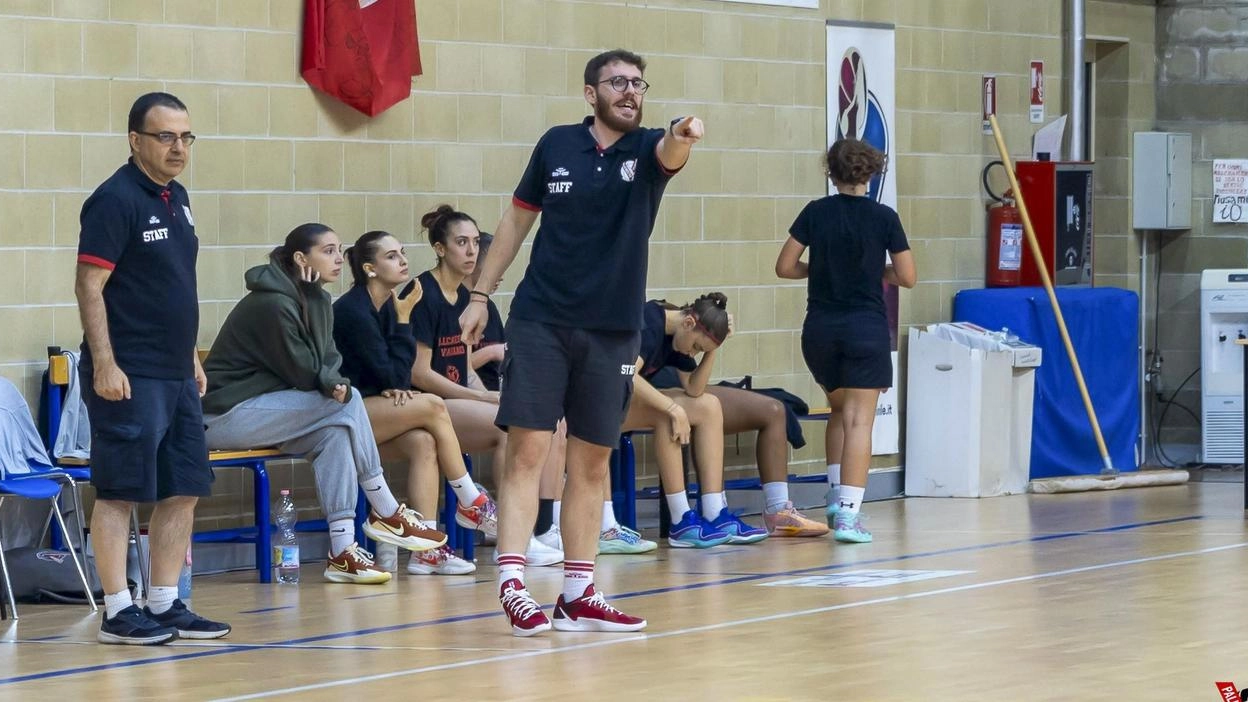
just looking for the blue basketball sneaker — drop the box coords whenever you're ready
[825,487,840,526]
[708,508,768,544]
[668,509,731,548]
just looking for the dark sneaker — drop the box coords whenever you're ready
[552,585,646,633]
[145,599,231,640]
[98,604,178,645]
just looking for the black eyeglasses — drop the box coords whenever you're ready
[597,76,649,94]
[135,131,196,146]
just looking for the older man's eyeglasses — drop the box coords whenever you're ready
[136,131,196,146]
[596,76,649,94]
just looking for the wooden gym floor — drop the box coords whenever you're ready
[3,482,1248,701]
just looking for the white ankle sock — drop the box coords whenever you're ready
[360,475,400,517]
[146,585,177,614]
[601,501,618,532]
[838,485,865,517]
[497,553,526,588]
[665,491,692,519]
[562,560,593,601]
[827,463,841,487]
[552,500,562,525]
[762,482,790,512]
[701,491,727,521]
[329,518,355,555]
[449,475,481,505]
[104,590,133,619]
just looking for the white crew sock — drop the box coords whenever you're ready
[329,518,355,555]
[762,482,790,512]
[665,491,692,520]
[838,485,865,517]
[701,491,727,521]
[360,474,400,517]
[146,585,177,614]
[601,501,618,532]
[827,463,841,487]
[448,475,482,505]
[104,590,134,619]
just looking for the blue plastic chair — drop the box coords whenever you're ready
[0,476,98,620]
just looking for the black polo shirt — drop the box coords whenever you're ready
[638,301,697,381]
[509,116,679,332]
[77,160,199,379]
[410,271,470,387]
[789,194,910,317]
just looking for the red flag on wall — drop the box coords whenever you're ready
[301,0,421,117]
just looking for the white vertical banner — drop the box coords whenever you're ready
[826,20,899,455]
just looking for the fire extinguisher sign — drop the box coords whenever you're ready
[999,223,1022,270]
[1030,60,1045,124]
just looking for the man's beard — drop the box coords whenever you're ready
[594,94,642,133]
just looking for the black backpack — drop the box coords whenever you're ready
[2,547,108,604]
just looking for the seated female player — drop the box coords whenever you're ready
[332,229,500,575]
[202,223,445,584]
[606,293,769,549]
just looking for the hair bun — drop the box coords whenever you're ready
[702,292,728,309]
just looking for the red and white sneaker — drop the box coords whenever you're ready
[456,493,498,541]
[552,585,646,633]
[499,578,551,637]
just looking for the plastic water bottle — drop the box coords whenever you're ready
[273,490,300,584]
[177,545,193,606]
[375,542,398,573]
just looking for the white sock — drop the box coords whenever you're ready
[146,585,178,614]
[601,501,618,532]
[665,491,692,519]
[552,500,562,526]
[701,491,727,521]
[104,589,133,619]
[448,475,482,505]
[827,463,841,488]
[762,482,790,512]
[360,475,401,517]
[562,559,594,601]
[329,518,355,555]
[497,553,526,588]
[420,519,438,531]
[838,485,865,517]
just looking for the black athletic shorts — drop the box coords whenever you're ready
[800,310,893,393]
[82,373,213,502]
[496,318,640,448]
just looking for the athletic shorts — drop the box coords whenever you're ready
[800,310,893,393]
[496,318,641,448]
[82,373,213,503]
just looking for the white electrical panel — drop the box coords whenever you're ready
[1200,269,1248,463]
[1133,132,1192,230]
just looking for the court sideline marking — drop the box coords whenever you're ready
[214,541,1248,701]
[0,514,1205,686]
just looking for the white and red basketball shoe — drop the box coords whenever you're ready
[551,585,647,633]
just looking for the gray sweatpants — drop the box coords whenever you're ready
[204,389,382,523]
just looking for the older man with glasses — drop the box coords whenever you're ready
[461,48,703,637]
[75,92,229,645]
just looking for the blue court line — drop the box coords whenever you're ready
[343,593,398,601]
[27,635,66,642]
[238,606,296,615]
[0,514,1203,687]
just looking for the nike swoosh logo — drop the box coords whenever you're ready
[365,486,382,492]
[376,520,406,536]
[330,561,351,572]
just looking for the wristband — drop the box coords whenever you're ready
[470,290,490,300]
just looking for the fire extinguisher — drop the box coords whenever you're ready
[983,161,1022,288]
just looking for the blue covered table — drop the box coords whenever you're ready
[953,287,1140,478]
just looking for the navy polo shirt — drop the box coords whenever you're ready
[638,301,697,380]
[77,160,199,379]
[509,116,680,331]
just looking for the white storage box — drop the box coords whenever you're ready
[905,323,1042,497]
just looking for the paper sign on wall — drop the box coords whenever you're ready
[1213,159,1248,223]
[1030,60,1045,123]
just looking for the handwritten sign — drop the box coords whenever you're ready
[1214,159,1248,223]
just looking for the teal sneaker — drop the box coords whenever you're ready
[832,513,872,543]
[668,510,731,548]
[708,508,768,544]
[824,487,840,526]
[599,525,658,554]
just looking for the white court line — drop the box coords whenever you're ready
[213,542,1248,701]
[0,640,512,653]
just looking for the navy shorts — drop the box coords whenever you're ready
[82,373,213,503]
[800,310,893,393]
[496,318,640,448]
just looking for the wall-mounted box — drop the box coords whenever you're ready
[1133,132,1191,230]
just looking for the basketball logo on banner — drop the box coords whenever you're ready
[836,48,890,204]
